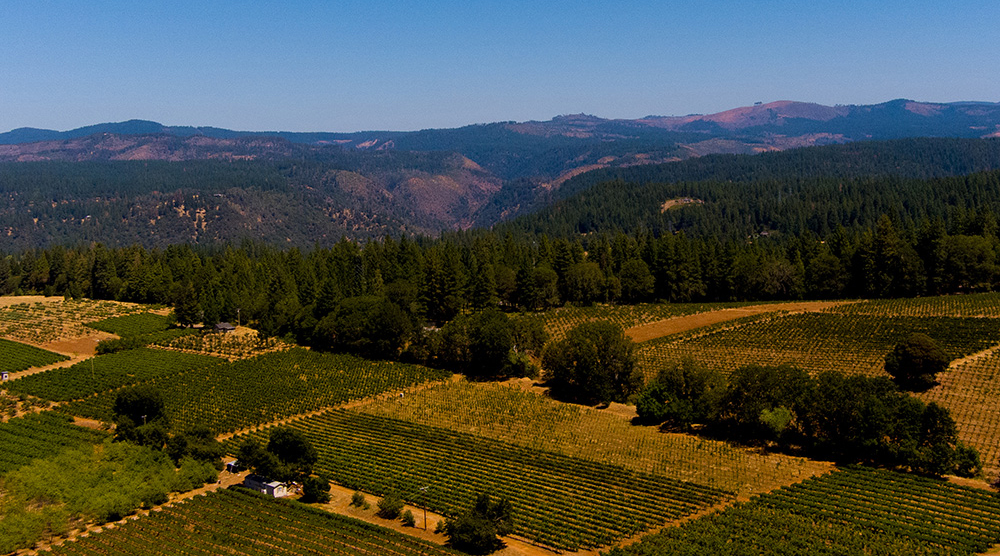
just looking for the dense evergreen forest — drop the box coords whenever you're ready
[4,137,1000,347]
[500,137,1000,231]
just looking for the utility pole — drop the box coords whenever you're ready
[420,486,429,530]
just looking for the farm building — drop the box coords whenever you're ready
[244,474,288,497]
[213,322,236,333]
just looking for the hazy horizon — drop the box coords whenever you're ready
[3,1,998,133]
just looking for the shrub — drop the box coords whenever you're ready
[401,509,416,527]
[376,493,404,519]
[350,491,367,508]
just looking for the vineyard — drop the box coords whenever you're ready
[154,330,291,359]
[609,465,1000,556]
[0,412,107,475]
[826,292,1000,317]
[87,313,174,336]
[637,312,1000,378]
[62,348,452,433]
[521,301,751,341]
[357,379,829,494]
[5,348,222,402]
[41,487,464,556]
[0,299,144,345]
[228,409,731,551]
[920,350,1000,479]
[0,338,68,373]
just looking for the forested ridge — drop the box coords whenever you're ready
[505,137,1000,231]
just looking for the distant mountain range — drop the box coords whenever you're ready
[1,99,999,248]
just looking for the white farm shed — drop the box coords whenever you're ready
[244,474,289,498]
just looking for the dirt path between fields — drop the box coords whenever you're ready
[625,300,856,343]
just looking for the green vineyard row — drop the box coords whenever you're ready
[0,338,68,373]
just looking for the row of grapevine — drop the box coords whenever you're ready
[920,350,1000,479]
[0,299,144,344]
[609,466,1000,556]
[228,409,731,551]
[6,348,222,402]
[42,487,463,556]
[357,379,829,495]
[0,338,68,373]
[522,301,752,341]
[87,313,173,336]
[828,292,1000,317]
[638,312,1000,378]
[62,348,452,433]
[0,412,107,475]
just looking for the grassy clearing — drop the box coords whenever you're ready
[355,379,829,496]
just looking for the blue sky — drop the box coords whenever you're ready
[1,1,997,132]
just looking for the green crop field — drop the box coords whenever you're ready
[357,379,829,495]
[63,348,451,433]
[40,487,464,556]
[609,465,1000,556]
[228,409,731,551]
[0,338,68,373]
[5,348,222,402]
[637,312,1000,378]
[0,412,108,476]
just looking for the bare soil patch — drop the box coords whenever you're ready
[626,300,854,343]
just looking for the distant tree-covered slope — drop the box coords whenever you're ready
[500,138,1000,237]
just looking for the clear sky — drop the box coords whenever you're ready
[1,0,997,133]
